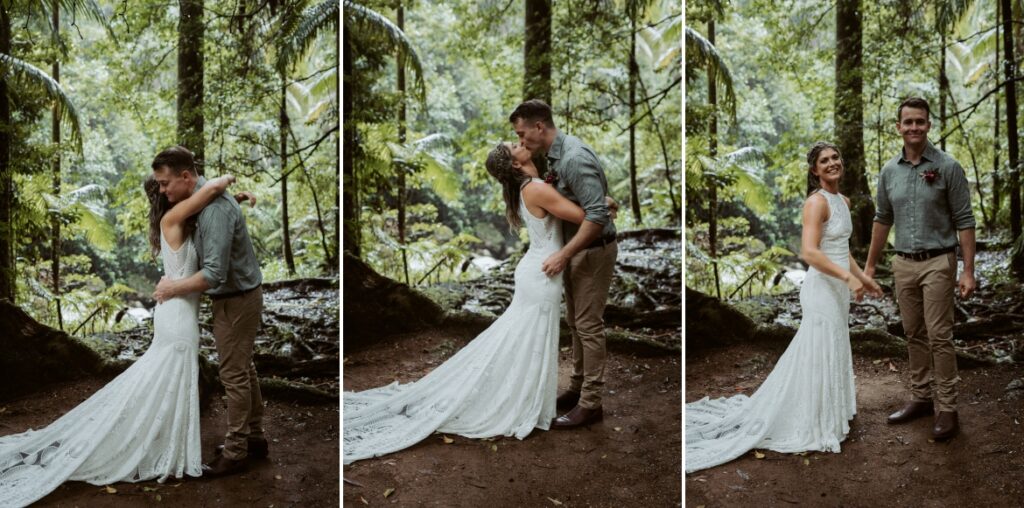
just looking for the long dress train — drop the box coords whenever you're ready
[344,178,564,465]
[0,233,203,507]
[685,189,857,473]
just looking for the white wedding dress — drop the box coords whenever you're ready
[344,179,563,464]
[685,189,857,473]
[0,233,203,507]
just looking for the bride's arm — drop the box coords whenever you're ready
[160,175,236,228]
[800,194,862,295]
[521,181,585,224]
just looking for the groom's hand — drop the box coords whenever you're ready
[542,251,569,276]
[153,276,177,303]
[959,270,976,299]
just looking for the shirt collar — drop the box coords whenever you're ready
[193,176,206,193]
[899,141,939,165]
[547,130,565,164]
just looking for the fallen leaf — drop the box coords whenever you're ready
[491,444,498,452]
[755,451,765,459]
[383,487,395,498]
[888,362,898,372]
[360,496,369,505]
[105,486,117,494]
[143,487,158,492]
[548,497,563,506]
[275,475,283,480]
[601,454,607,459]
[614,427,622,432]
[803,459,810,466]
[156,494,162,502]
[442,436,454,444]
[873,359,882,365]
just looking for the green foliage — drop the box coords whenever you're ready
[4,0,338,331]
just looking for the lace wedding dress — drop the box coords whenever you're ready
[344,178,563,464]
[0,233,203,507]
[685,189,857,473]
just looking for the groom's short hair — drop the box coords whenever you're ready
[509,99,555,128]
[897,97,931,122]
[152,145,199,176]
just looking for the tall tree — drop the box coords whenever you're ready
[523,0,551,103]
[1003,0,1023,269]
[397,1,409,284]
[708,18,720,300]
[627,2,642,224]
[51,0,62,328]
[0,4,12,302]
[178,0,204,166]
[834,0,871,248]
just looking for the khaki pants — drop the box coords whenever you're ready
[212,286,265,460]
[565,241,618,409]
[892,252,959,412]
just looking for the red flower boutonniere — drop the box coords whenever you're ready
[921,169,939,184]
[544,171,559,185]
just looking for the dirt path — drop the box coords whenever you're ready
[685,342,1024,507]
[342,325,682,507]
[0,377,339,507]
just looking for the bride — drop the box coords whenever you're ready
[685,141,882,473]
[0,172,245,507]
[343,141,591,464]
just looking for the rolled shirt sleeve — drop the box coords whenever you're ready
[948,161,977,230]
[873,166,894,226]
[560,150,610,225]
[197,200,236,289]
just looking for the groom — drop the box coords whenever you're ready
[150,146,267,476]
[509,99,618,428]
[865,97,976,440]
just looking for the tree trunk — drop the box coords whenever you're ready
[524,0,552,104]
[52,1,62,329]
[396,2,409,285]
[995,3,1002,223]
[939,35,947,151]
[177,0,205,168]
[0,5,13,302]
[342,32,359,258]
[628,15,641,225]
[280,83,295,275]
[1004,0,1021,242]
[834,0,872,249]
[708,20,721,300]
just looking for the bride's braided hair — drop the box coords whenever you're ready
[486,143,530,230]
[805,141,842,196]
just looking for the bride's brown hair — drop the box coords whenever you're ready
[145,175,197,259]
[486,143,530,230]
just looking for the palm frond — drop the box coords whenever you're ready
[344,0,426,104]
[685,26,736,118]
[282,0,338,67]
[0,52,82,152]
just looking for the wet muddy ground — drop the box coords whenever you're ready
[343,324,682,507]
[685,341,1024,507]
[0,376,339,507]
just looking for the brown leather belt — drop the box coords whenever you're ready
[895,246,955,262]
[585,234,617,250]
[209,284,261,301]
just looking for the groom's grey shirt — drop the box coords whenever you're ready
[192,178,262,295]
[548,131,616,244]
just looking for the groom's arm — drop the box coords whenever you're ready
[542,150,609,276]
[154,271,210,303]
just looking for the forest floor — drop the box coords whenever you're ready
[685,341,1024,507]
[342,323,682,507]
[0,376,339,507]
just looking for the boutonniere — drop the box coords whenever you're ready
[920,169,939,184]
[544,171,559,185]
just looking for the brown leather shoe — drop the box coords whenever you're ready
[556,390,581,411]
[551,405,603,429]
[933,411,959,440]
[202,454,248,478]
[887,400,934,424]
[214,437,269,459]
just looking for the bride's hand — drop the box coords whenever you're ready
[234,191,257,206]
[863,278,883,298]
[845,273,864,300]
[605,195,619,220]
